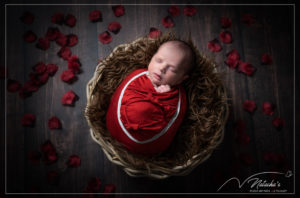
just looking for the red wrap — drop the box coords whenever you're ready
[106,68,187,155]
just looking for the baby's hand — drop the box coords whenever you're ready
[155,84,171,93]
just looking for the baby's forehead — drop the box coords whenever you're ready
[157,41,191,58]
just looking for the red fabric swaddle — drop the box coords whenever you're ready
[106,68,187,155]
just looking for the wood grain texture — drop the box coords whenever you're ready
[2,1,296,195]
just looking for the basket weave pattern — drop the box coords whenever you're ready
[85,34,229,179]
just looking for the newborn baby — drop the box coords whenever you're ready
[106,40,195,155]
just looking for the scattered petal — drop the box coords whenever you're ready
[45,27,60,41]
[51,13,64,25]
[66,155,81,168]
[23,31,37,43]
[20,11,34,24]
[46,64,59,76]
[98,31,112,44]
[221,17,232,28]
[58,46,72,60]
[225,49,240,68]
[108,21,122,34]
[65,14,76,27]
[148,27,162,38]
[103,184,116,193]
[41,141,58,165]
[23,80,39,92]
[67,34,78,47]
[261,53,273,65]
[112,5,125,17]
[238,61,256,76]
[243,100,257,113]
[183,5,197,16]
[161,16,174,28]
[219,31,232,44]
[7,79,21,92]
[241,13,255,26]
[36,37,50,50]
[56,32,68,47]
[89,10,102,22]
[21,113,36,127]
[207,39,222,52]
[68,55,81,73]
[39,72,49,84]
[33,62,46,75]
[168,5,180,17]
[61,90,77,106]
[48,116,62,130]
[262,102,275,116]
[272,117,285,129]
[60,69,76,83]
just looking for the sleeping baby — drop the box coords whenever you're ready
[106,40,195,155]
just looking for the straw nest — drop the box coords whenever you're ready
[84,33,229,179]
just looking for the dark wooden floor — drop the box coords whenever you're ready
[1,1,298,196]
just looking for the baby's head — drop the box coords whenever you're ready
[148,40,195,87]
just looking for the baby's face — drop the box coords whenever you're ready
[148,43,189,87]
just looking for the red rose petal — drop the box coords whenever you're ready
[219,31,232,44]
[108,21,122,34]
[28,150,41,164]
[33,62,46,75]
[161,16,174,28]
[238,61,256,76]
[112,5,125,17]
[241,13,255,26]
[225,49,240,68]
[183,6,197,16]
[87,177,101,192]
[243,100,257,113]
[23,31,37,43]
[239,152,253,165]
[272,117,285,129]
[21,113,36,127]
[103,184,116,193]
[45,27,60,41]
[44,150,58,165]
[60,69,76,83]
[48,116,62,130]
[20,11,34,24]
[41,140,55,153]
[148,27,162,38]
[47,170,60,185]
[68,55,81,73]
[261,53,273,65]
[89,10,102,22]
[28,72,41,86]
[23,80,39,92]
[7,79,21,92]
[65,14,76,27]
[51,13,64,25]
[262,102,275,116]
[39,72,49,84]
[67,34,78,47]
[46,64,58,76]
[66,155,81,168]
[19,87,32,99]
[56,32,68,47]
[207,39,222,52]
[58,46,72,60]
[221,17,232,28]
[61,90,77,106]
[98,31,112,44]
[36,37,50,50]
[168,5,180,17]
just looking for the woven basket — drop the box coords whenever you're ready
[84,34,229,179]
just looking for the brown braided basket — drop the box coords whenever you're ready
[84,33,229,179]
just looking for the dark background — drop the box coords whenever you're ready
[0,0,298,197]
